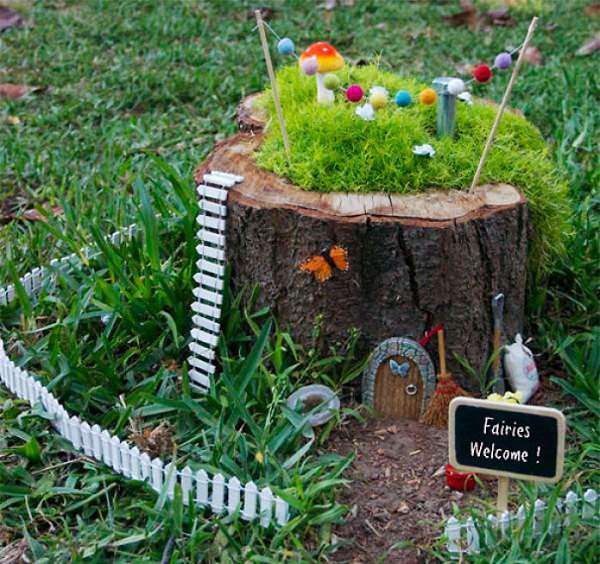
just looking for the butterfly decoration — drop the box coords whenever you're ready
[299,245,349,283]
[389,359,410,377]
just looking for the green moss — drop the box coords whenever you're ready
[255,65,569,270]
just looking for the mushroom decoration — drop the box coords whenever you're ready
[299,42,344,104]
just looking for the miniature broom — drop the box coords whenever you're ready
[420,326,470,427]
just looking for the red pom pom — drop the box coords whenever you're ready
[473,64,493,83]
[346,84,364,103]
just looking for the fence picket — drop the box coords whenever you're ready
[69,416,82,450]
[140,453,152,481]
[111,436,121,471]
[533,498,546,536]
[80,422,93,456]
[196,469,209,506]
[181,466,193,506]
[259,487,274,528]
[275,496,289,526]
[130,447,141,480]
[227,477,241,515]
[550,499,563,535]
[211,474,225,514]
[583,489,597,519]
[445,516,461,554]
[151,458,164,493]
[242,481,258,521]
[101,430,112,466]
[465,517,480,554]
[499,511,510,537]
[485,514,497,546]
[120,442,131,478]
[565,491,578,526]
[516,504,526,529]
[164,462,177,498]
[91,424,102,460]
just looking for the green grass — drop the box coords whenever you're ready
[256,64,569,267]
[0,0,598,561]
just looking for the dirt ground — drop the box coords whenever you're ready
[327,375,567,563]
[327,417,483,563]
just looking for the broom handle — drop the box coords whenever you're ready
[438,329,447,377]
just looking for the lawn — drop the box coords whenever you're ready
[0,0,598,561]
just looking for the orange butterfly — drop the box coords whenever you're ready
[299,245,349,283]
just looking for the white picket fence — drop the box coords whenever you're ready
[0,223,139,306]
[445,488,598,556]
[188,171,243,393]
[0,337,289,527]
[0,170,292,527]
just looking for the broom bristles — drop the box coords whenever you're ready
[420,372,470,427]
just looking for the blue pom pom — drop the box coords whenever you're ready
[395,90,412,107]
[277,38,295,55]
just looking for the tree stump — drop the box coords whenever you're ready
[195,95,530,390]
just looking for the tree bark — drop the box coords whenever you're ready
[195,96,530,391]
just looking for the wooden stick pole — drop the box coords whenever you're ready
[469,17,538,193]
[438,329,447,377]
[254,10,291,159]
[497,476,510,514]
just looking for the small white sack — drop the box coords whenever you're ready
[503,334,539,403]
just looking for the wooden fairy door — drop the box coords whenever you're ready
[373,355,424,419]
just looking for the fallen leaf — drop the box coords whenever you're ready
[20,206,62,222]
[130,422,174,457]
[0,539,28,564]
[248,6,275,20]
[6,115,21,125]
[442,1,477,30]
[584,3,600,16]
[576,33,600,56]
[384,467,391,478]
[0,83,44,99]
[409,449,422,456]
[523,46,543,65]
[396,501,410,514]
[0,6,23,32]
[485,6,516,26]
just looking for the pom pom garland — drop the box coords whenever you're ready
[345,84,364,102]
[300,56,318,76]
[277,37,295,55]
[369,86,389,110]
[394,90,412,107]
[495,52,512,70]
[473,64,493,83]
[419,88,437,105]
[447,78,466,96]
[323,74,341,91]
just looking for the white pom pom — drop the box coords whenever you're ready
[447,78,466,96]
[355,103,375,121]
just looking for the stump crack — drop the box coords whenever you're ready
[397,224,423,315]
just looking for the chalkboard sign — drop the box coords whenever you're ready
[449,397,566,483]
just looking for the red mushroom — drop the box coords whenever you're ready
[299,42,344,104]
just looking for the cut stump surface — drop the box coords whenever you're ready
[195,95,530,389]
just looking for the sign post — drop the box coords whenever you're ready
[448,397,566,513]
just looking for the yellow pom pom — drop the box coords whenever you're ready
[369,90,388,110]
[419,88,437,105]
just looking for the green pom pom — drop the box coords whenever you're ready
[323,74,341,91]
